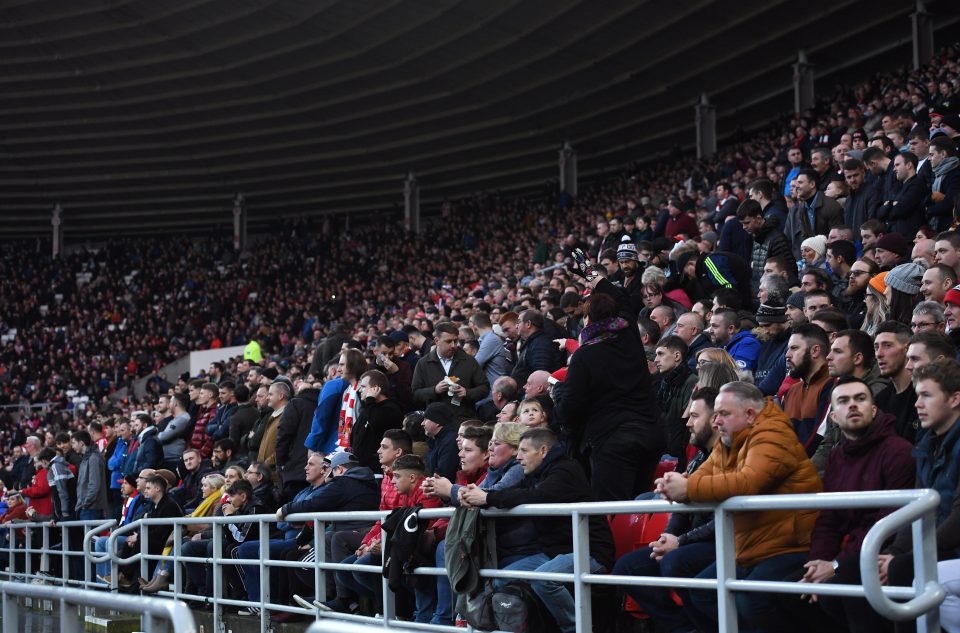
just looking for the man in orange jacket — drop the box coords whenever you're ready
[658,381,822,633]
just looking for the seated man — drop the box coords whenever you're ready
[612,388,720,633]
[460,428,615,633]
[658,382,821,633]
[118,475,182,587]
[777,377,915,633]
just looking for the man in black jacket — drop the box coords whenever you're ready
[461,428,615,633]
[510,310,564,393]
[275,380,320,501]
[611,388,720,632]
[351,369,404,473]
[421,402,459,481]
[119,475,181,585]
[739,199,793,296]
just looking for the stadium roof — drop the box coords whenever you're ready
[1,0,958,236]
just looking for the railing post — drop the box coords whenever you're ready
[714,506,738,633]
[61,597,81,633]
[212,522,223,633]
[571,511,593,633]
[914,513,941,633]
[381,530,395,626]
[259,518,270,630]
[3,586,20,633]
[314,519,327,603]
[172,523,182,597]
[140,522,149,584]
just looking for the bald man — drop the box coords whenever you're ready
[912,238,936,268]
[524,370,552,399]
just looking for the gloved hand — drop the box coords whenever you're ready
[568,248,601,283]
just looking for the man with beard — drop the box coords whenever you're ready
[653,336,698,470]
[842,159,880,238]
[755,304,792,397]
[844,257,879,329]
[825,240,857,313]
[782,324,833,455]
[873,321,920,444]
[612,388,720,632]
[921,264,957,304]
[616,239,646,317]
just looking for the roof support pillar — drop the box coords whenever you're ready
[695,94,716,159]
[559,141,578,198]
[793,50,815,114]
[404,172,420,234]
[912,0,934,70]
[51,204,63,259]
[232,194,246,251]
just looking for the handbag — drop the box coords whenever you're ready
[455,581,496,630]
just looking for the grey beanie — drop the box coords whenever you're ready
[885,262,925,296]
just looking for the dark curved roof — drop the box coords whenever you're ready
[1,0,958,236]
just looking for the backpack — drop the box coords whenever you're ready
[491,581,553,633]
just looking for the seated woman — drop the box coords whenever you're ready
[140,472,225,593]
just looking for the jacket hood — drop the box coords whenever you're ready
[340,465,377,484]
[838,410,897,456]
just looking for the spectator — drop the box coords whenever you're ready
[878,151,925,235]
[842,159,880,237]
[56,432,82,471]
[657,382,822,633]
[874,233,911,271]
[755,303,791,396]
[674,312,713,370]
[275,378,320,501]
[785,168,844,260]
[920,263,957,304]
[412,322,490,418]
[469,312,511,404]
[926,136,960,231]
[258,380,291,480]
[73,430,109,522]
[885,262,925,324]
[510,310,564,392]
[189,383,219,459]
[911,301,947,335]
[862,273,889,336]
[205,380,238,442]
[350,369,404,473]
[106,420,132,519]
[117,475,182,588]
[653,336,697,470]
[708,308,760,372]
[874,321,921,443]
[227,385,259,454]
[477,375,519,423]
[212,438,243,471]
[158,392,191,473]
[846,257,880,329]
[243,461,281,513]
[420,402,460,482]
[129,412,163,477]
[782,324,834,455]
[371,335,413,411]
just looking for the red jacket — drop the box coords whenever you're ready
[362,473,441,546]
[189,406,216,458]
[21,466,53,516]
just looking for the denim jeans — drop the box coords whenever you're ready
[498,552,605,633]
[430,540,454,626]
[94,535,128,579]
[612,542,715,633]
[688,551,808,633]
[234,538,300,602]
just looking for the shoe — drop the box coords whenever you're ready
[292,595,317,611]
[116,574,135,589]
[140,573,171,594]
[315,598,350,614]
[97,574,112,585]
[237,607,262,616]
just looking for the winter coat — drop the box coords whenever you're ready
[914,416,960,526]
[807,413,914,566]
[878,174,926,235]
[189,405,216,459]
[76,446,109,513]
[412,347,489,417]
[784,193,844,260]
[556,278,660,454]
[282,466,381,532]
[657,365,698,469]
[726,330,760,372]
[756,329,790,396]
[47,455,77,522]
[749,225,793,292]
[305,377,348,454]
[781,363,834,452]
[485,445,616,570]
[844,185,881,239]
[205,402,237,442]
[426,426,460,482]
[21,466,52,517]
[510,329,565,393]
[106,437,129,490]
[275,388,320,485]
[228,402,260,450]
[351,398,405,473]
[926,163,960,232]
[687,397,822,567]
[131,426,163,475]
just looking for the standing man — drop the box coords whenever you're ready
[275,378,320,501]
[470,312,511,409]
[738,199,792,294]
[510,310,564,392]
[842,159,879,237]
[73,431,108,521]
[158,392,191,473]
[411,322,490,418]
[785,168,844,260]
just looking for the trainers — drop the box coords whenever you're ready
[237,607,262,616]
[316,598,350,614]
[292,595,317,610]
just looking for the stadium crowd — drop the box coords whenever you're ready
[1,45,960,633]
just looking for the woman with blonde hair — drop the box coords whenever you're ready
[862,272,889,336]
[694,347,739,376]
[140,472,225,593]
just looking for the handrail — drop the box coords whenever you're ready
[860,488,946,620]
[79,489,944,632]
[0,580,197,633]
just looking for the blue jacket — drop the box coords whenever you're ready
[304,377,348,454]
[427,426,460,481]
[106,437,129,490]
[277,484,328,539]
[914,418,960,526]
[281,467,380,532]
[756,331,790,395]
[130,426,162,476]
[206,402,238,441]
[726,330,760,372]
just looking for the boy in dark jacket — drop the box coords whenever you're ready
[461,428,615,633]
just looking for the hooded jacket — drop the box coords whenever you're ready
[484,445,616,570]
[131,425,163,474]
[781,363,833,452]
[687,397,822,567]
[76,445,109,513]
[47,454,77,522]
[807,412,915,566]
[281,466,380,531]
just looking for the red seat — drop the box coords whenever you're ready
[650,458,679,490]
[609,510,678,620]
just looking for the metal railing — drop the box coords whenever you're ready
[0,579,196,633]
[0,518,116,591]
[0,489,947,633]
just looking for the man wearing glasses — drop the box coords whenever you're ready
[910,301,947,335]
[244,461,280,513]
[844,257,879,329]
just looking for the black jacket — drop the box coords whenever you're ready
[139,495,182,559]
[556,278,661,453]
[282,466,380,531]
[228,401,260,449]
[879,174,926,235]
[485,446,615,570]
[926,166,960,232]
[511,328,565,392]
[426,426,460,482]
[844,185,880,238]
[351,398,405,472]
[276,387,319,485]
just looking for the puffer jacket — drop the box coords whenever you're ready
[687,397,822,567]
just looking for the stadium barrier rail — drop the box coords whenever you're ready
[0,490,947,633]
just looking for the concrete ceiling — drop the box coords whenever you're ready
[1,0,958,236]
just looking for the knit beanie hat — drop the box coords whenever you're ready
[800,235,827,259]
[786,292,806,310]
[945,284,960,307]
[756,303,788,324]
[617,236,639,261]
[885,262,925,296]
[875,233,910,257]
[868,271,888,296]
